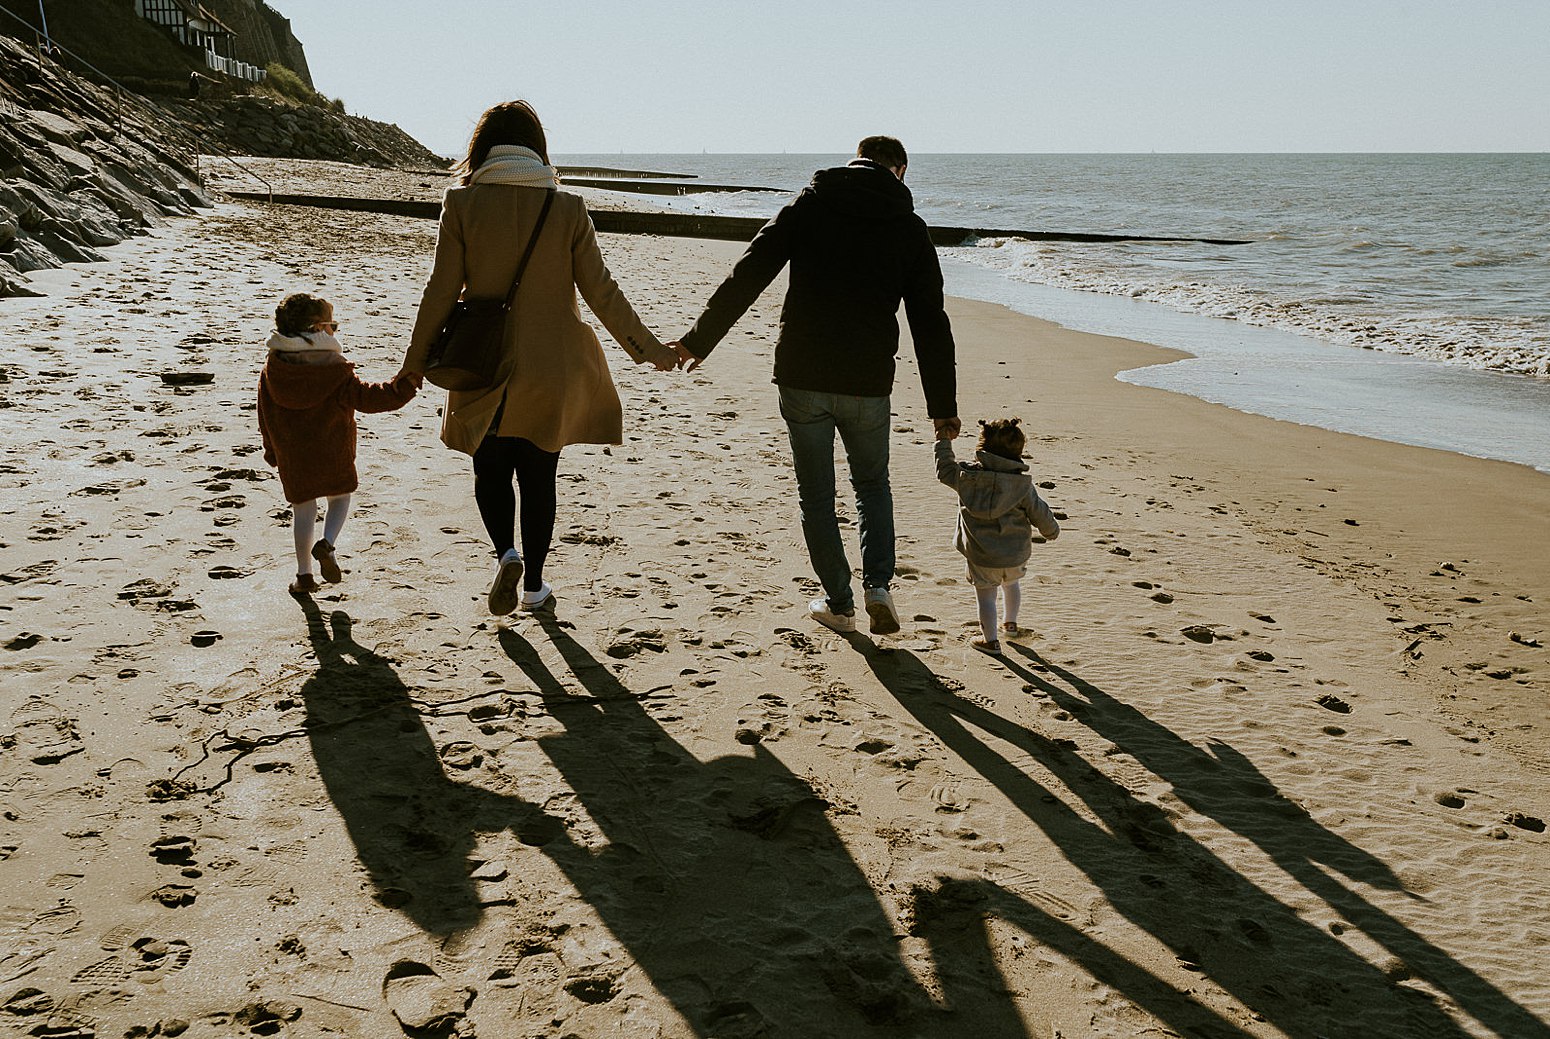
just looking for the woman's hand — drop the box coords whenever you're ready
[395,369,425,390]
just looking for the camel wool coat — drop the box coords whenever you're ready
[403,186,671,456]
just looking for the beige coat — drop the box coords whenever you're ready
[403,186,671,455]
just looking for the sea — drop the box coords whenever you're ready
[557,153,1550,474]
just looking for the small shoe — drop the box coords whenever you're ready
[311,538,342,584]
[487,549,524,616]
[519,580,554,612]
[864,586,901,636]
[1001,622,1023,637]
[289,574,320,596]
[809,598,856,634]
[971,638,1003,656]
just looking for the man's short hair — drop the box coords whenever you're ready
[856,136,907,170]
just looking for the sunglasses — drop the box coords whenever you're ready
[314,321,340,333]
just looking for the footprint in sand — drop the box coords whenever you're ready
[383,960,474,1037]
[11,698,84,764]
[71,934,191,987]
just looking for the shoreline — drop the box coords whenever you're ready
[0,195,1545,1037]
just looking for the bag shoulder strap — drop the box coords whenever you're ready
[502,188,556,311]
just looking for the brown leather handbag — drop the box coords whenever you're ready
[424,189,555,391]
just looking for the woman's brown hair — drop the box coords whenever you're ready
[457,100,549,185]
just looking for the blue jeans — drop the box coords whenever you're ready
[779,386,894,613]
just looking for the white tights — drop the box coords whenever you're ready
[291,494,351,575]
[976,580,1022,642]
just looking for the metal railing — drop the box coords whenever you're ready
[1,6,272,201]
[1,5,127,131]
[195,137,273,202]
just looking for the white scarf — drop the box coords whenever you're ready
[267,330,343,355]
[470,144,561,188]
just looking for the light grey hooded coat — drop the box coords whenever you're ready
[935,439,1060,568]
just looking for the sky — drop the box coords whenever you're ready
[275,0,1550,158]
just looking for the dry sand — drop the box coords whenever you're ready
[1,177,1547,1039]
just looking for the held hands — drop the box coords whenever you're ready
[647,346,677,372]
[668,341,702,373]
[394,369,424,391]
[933,416,962,440]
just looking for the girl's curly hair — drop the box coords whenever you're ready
[274,293,329,338]
[977,416,1026,461]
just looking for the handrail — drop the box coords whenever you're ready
[194,138,273,202]
[0,5,128,131]
[0,7,218,186]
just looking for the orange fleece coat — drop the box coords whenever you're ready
[257,357,416,503]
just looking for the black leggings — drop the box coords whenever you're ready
[472,435,559,592]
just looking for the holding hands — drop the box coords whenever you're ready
[668,340,701,372]
[934,416,962,440]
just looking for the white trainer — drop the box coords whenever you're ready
[864,587,901,635]
[519,580,554,611]
[808,598,857,633]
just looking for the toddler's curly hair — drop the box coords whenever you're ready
[977,416,1026,461]
[274,293,330,338]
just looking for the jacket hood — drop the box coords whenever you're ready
[807,159,914,219]
[262,356,354,410]
[267,330,343,355]
[958,450,1031,519]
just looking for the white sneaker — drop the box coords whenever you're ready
[519,580,554,611]
[864,587,901,635]
[808,598,856,633]
[487,549,523,616]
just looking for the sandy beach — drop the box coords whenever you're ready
[1,180,1547,1038]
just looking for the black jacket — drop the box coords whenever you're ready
[681,160,957,418]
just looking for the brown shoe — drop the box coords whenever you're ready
[289,574,320,595]
[311,539,342,584]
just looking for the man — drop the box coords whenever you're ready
[672,136,960,636]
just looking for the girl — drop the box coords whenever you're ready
[258,293,417,595]
[935,417,1060,654]
[399,100,677,616]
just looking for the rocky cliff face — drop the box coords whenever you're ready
[152,94,446,169]
[0,28,447,298]
[0,33,210,298]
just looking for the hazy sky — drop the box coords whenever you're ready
[277,0,1550,157]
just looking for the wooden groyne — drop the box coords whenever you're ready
[560,177,785,195]
[555,166,696,180]
[222,192,1252,247]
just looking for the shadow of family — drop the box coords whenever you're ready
[291,597,1547,1038]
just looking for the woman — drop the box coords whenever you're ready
[400,100,677,615]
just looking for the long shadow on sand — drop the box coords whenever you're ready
[1001,644,1550,1039]
[294,598,560,934]
[495,615,1042,1038]
[295,597,1052,1035]
[854,639,1548,1039]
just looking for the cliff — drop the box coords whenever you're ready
[0,32,210,298]
[200,0,313,88]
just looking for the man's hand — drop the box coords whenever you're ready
[668,341,702,373]
[395,369,424,390]
[933,416,962,440]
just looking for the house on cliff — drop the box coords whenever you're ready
[134,0,265,82]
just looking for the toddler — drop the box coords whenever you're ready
[257,293,417,595]
[935,417,1060,654]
